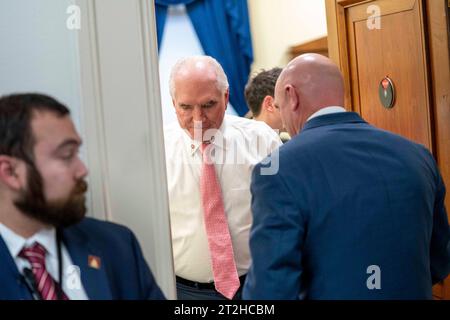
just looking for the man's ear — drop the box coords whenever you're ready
[0,156,25,190]
[224,89,230,109]
[262,95,275,112]
[285,84,299,112]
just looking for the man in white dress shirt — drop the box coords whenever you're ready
[164,55,282,300]
[0,93,164,300]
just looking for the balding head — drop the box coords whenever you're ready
[274,53,344,136]
[169,55,229,98]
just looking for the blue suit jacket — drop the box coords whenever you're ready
[0,217,165,300]
[243,112,450,299]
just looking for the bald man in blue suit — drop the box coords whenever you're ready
[243,54,450,300]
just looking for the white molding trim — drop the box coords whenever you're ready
[76,0,175,299]
[77,0,111,221]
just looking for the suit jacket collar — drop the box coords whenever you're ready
[301,112,367,132]
[62,225,113,300]
[0,234,28,299]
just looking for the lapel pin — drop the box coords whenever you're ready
[88,255,101,269]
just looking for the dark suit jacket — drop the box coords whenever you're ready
[243,112,450,299]
[0,217,165,300]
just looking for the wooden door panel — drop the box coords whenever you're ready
[347,0,432,149]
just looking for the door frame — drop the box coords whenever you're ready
[75,0,175,299]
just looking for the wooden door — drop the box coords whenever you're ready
[332,0,432,148]
[326,0,450,299]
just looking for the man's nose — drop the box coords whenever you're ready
[76,158,89,179]
[192,106,204,122]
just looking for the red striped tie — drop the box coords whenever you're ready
[19,242,68,300]
[200,143,240,299]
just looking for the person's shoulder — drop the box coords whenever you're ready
[225,115,279,139]
[226,114,267,130]
[370,125,433,156]
[164,120,179,131]
[163,121,186,151]
[163,121,182,138]
[402,138,439,172]
[70,217,134,241]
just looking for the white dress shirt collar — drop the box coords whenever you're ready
[307,106,346,122]
[181,117,228,156]
[0,223,57,260]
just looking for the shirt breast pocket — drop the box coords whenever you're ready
[226,187,252,226]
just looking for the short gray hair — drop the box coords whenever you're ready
[169,55,229,98]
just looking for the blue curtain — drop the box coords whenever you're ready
[155,0,254,116]
[155,0,197,48]
[155,4,167,49]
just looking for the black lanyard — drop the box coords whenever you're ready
[56,228,64,300]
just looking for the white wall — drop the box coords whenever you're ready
[0,0,82,133]
[0,0,98,216]
[77,0,175,298]
[248,0,328,72]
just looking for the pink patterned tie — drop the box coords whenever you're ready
[200,142,240,299]
[19,242,68,300]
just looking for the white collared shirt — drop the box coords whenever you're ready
[307,106,347,122]
[0,223,88,300]
[164,115,282,282]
